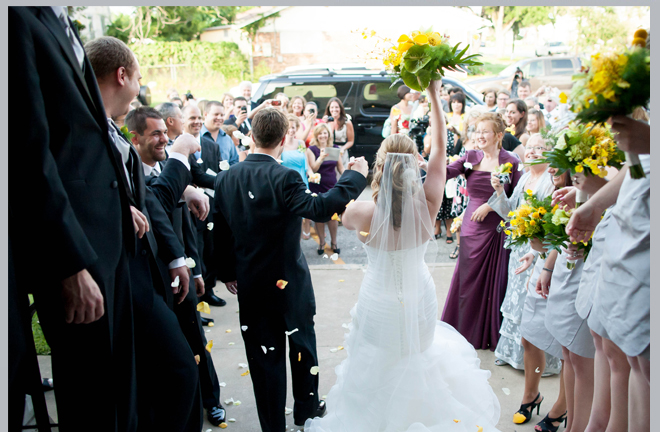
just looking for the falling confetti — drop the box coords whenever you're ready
[345,199,355,207]
[208,322,214,327]
[228,342,235,346]
[323,254,329,259]
[206,340,213,353]
[219,422,228,429]
[228,418,236,422]
[339,279,345,282]
[261,346,267,354]
[220,160,230,171]
[241,325,248,331]
[197,158,204,164]
[330,348,338,353]
[171,276,180,288]
[341,323,349,329]
[269,347,275,351]
[331,213,341,221]
[359,231,369,237]
[310,366,319,375]
[305,189,312,194]
[311,193,318,197]
[330,253,339,261]
[224,398,235,405]
[219,382,226,387]
[477,426,483,432]
[194,355,200,365]
[185,257,196,268]
[207,222,214,231]
[502,388,511,395]
[276,279,288,289]
[535,367,541,373]
[197,301,211,314]
[337,346,344,350]
[225,329,231,333]
[238,363,248,368]
[453,419,460,423]
[285,328,299,336]
[206,329,211,333]
[248,191,254,199]
[285,408,293,415]
[234,401,242,406]
[298,352,301,361]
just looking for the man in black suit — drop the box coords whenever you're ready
[213,108,369,431]
[182,105,227,307]
[86,37,203,431]
[223,96,252,136]
[8,7,148,431]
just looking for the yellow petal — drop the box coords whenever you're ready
[477,427,484,432]
[206,340,214,353]
[337,346,344,350]
[196,301,211,315]
[397,34,412,43]
[219,422,228,428]
[241,370,250,376]
[453,419,460,423]
[359,231,369,237]
[208,322,214,327]
[331,213,341,221]
[339,279,345,282]
[225,329,231,333]
[276,279,288,289]
[559,92,568,104]
[413,34,429,45]
[194,354,200,365]
[513,412,528,424]
[345,199,355,207]
[298,352,302,361]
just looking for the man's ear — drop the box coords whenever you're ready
[129,131,139,146]
[116,67,127,86]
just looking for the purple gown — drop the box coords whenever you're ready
[308,145,338,194]
[441,149,522,350]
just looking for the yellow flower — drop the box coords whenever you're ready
[370,30,376,37]
[559,92,568,104]
[539,207,547,215]
[551,204,559,214]
[412,33,429,45]
[504,230,512,235]
[508,211,515,217]
[427,32,443,46]
[397,34,413,43]
[526,189,533,196]
[397,42,414,53]
[531,212,540,219]
[499,221,506,227]
[575,165,584,173]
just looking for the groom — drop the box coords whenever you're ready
[213,108,368,431]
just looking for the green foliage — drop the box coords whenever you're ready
[570,7,629,54]
[106,13,131,43]
[28,295,51,356]
[132,41,248,80]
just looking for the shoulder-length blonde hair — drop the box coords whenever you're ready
[309,123,332,148]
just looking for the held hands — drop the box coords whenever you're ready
[608,115,650,155]
[529,237,548,254]
[61,269,105,324]
[515,252,535,275]
[225,281,238,295]
[490,172,504,194]
[347,156,369,178]
[194,277,205,297]
[169,266,190,304]
[470,203,492,222]
[130,205,149,238]
[566,201,600,244]
[552,187,576,209]
[171,133,201,156]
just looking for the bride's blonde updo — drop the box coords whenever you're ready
[371,134,419,228]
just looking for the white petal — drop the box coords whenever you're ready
[285,328,299,336]
[310,366,319,375]
[285,408,293,415]
[220,160,230,171]
[311,193,318,197]
[330,253,339,261]
[463,162,473,170]
[207,222,214,231]
[269,347,275,351]
[185,257,196,268]
[224,398,235,405]
[535,367,541,373]
[234,400,241,406]
[322,254,328,259]
[261,345,267,354]
[228,418,236,422]
[228,342,235,345]
[219,382,226,387]
[502,388,511,395]
[171,276,180,287]
[197,158,204,164]
[330,348,338,353]
[233,130,246,139]
[206,329,211,333]
[518,163,525,171]
[248,191,255,199]
[206,429,212,432]
[238,363,248,368]
[305,189,311,194]
[241,325,248,331]
[309,392,314,396]
[341,323,349,329]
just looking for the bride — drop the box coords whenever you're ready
[305,80,501,432]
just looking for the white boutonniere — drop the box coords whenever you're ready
[463,162,473,170]
[219,160,230,171]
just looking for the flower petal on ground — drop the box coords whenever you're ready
[241,370,250,376]
[197,301,211,314]
[310,366,320,375]
[206,340,213,352]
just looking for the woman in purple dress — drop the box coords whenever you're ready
[307,123,345,255]
[441,112,522,350]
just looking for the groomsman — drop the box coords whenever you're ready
[85,36,203,431]
[213,108,369,431]
[9,7,140,431]
[202,100,240,165]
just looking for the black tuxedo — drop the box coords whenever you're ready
[191,137,222,290]
[213,153,367,431]
[223,116,251,136]
[9,7,137,431]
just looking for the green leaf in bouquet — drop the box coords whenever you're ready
[403,44,433,74]
[415,68,432,92]
[400,68,423,92]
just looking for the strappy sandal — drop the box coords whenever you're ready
[450,245,459,259]
[513,392,543,424]
[302,231,311,240]
[331,243,340,254]
[446,235,454,244]
[534,411,567,432]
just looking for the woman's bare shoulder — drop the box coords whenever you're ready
[342,200,375,231]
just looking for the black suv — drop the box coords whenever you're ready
[252,65,485,166]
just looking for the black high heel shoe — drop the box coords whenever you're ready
[317,242,326,255]
[534,411,567,432]
[513,392,543,424]
[331,243,340,254]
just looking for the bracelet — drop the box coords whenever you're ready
[542,267,553,273]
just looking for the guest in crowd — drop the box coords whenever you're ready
[275,92,290,112]
[489,134,562,378]
[496,90,511,110]
[171,96,184,108]
[238,80,258,111]
[221,92,235,121]
[525,96,539,110]
[517,80,532,100]
[303,101,323,145]
[289,95,314,141]
[307,123,345,255]
[483,88,498,112]
[282,115,315,240]
[324,97,354,176]
[203,100,240,166]
[225,96,252,138]
[505,99,530,160]
[508,68,524,98]
[526,108,546,135]
[389,85,415,135]
[441,113,522,350]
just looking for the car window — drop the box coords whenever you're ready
[499,60,526,77]
[260,81,353,113]
[520,60,544,78]
[361,82,400,115]
[550,59,575,75]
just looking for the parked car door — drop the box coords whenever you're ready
[255,79,355,116]
[542,58,578,91]
[518,59,546,94]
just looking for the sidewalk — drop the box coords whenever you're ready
[39,264,561,432]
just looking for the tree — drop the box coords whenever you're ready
[475,6,560,57]
[570,7,630,54]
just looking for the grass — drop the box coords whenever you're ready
[28,294,51,355]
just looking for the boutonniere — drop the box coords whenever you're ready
[463,161,473,170]
[505,126,516,135]
[219,160,230,171]
[120,125,135,141]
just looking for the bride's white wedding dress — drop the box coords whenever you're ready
[305,153,501,432]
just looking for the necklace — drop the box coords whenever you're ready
[527,171,543,187]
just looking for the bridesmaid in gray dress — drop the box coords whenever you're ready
[489,134,561,378]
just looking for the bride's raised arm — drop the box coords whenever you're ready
[423,79,448,219]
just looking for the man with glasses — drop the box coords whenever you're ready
[496,90,511,109]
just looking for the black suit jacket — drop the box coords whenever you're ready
[190,136,221,227]
[9,6,134,304]
[213,153,367,326]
